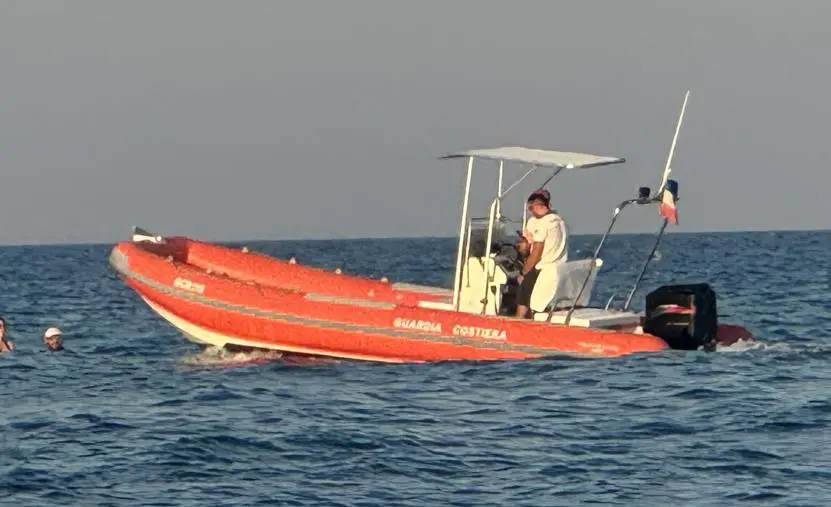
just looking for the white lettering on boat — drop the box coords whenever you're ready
[393,317,442,333]
[173,277,205,294]
[452,325,507,340]
[392,318,506,340]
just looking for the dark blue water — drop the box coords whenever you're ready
[1,230,829,506]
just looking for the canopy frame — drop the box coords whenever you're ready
[441,147,626,311]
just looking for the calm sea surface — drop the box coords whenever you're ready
[1,230,829,506]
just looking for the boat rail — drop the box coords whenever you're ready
[441,148,627,312]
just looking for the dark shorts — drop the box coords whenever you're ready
[515,268,540,307]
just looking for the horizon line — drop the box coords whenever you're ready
[0,225,828,248]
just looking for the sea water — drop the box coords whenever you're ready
[1,231,829,506]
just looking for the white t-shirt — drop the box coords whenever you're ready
[525,212,568,268]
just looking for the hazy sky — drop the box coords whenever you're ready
[2,1,830,244]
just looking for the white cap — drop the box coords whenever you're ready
[44,327,63,338]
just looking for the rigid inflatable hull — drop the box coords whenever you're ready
[110,241,671,362]
[134,236,452,308]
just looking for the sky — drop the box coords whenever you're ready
[1,1,830,245]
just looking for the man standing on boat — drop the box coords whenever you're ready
[515,189,569,319]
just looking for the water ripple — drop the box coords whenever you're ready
[0,232,830,505]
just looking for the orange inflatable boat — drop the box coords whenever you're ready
[111,231,673,362]
[109,94,755,362]
[110,217,751,363]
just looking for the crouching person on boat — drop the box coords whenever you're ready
[514,236,530,265]
[515,189,569,319]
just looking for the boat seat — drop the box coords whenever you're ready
[416,255,509,314]
[529,258,603,313]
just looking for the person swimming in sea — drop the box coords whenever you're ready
[0,317,14,353]
[43,327,64,351]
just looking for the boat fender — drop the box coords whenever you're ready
[241,246,249,253]
[335,268,342,275]
[289,257,297,264]
[380,277,389,283]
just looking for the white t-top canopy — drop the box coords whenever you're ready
[440,146,625,169]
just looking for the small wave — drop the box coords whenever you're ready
[179,346,284,369]
[713,338,831,359]
[177,346,338,370]
[713,338,784,353]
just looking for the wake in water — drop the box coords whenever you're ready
[179,345,339,370]
[177,339,812,370]
[180,346,283,369]
[713,338,782,353]
[712,337,831,360]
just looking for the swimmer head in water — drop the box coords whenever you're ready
[43,327,64,351]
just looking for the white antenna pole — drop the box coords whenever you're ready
[452,156,475,311]
[657,90,690,196]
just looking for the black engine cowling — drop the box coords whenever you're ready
[642,283,718,350]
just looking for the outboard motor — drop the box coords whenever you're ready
[642,283,718,350]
